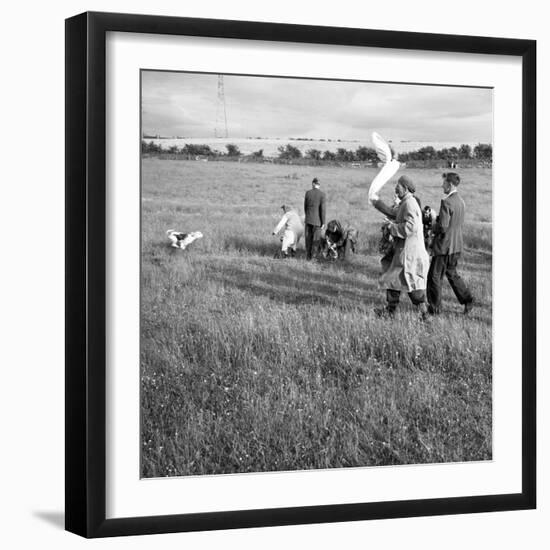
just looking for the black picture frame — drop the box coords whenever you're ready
[65,11,536,538]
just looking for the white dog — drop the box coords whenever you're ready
[166,229,203,250]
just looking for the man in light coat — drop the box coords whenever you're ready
[372,177,422,272]
[272,204,304,258]
[377,175,429,316]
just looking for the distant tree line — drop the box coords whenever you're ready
[142,140,492,163]
[278,144,382,163]
[397,143,492,162]
[141,141,220,156]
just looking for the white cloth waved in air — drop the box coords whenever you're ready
[368,132,401,204]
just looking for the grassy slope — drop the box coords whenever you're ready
[141,159,492,477]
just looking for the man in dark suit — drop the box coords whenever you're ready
[304,178,326,260]
[427,172,474,314]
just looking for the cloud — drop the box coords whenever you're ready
[141,70,492,142]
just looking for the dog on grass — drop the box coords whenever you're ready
[166,229,203,250]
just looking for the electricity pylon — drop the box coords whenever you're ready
[214,75,228,138]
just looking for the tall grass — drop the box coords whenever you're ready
[141,159,492,477]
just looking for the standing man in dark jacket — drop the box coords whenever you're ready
[427,172,474,314]
[304,177,326,260]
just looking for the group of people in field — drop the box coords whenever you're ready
[272,177,359,262]
[271,172,474,317]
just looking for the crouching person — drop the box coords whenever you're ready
[272,204,304,258]
[321,219,359,260]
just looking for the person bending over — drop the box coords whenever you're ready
[321,219,358,260]
[272,204,304,258]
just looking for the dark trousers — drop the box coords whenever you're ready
[305,224,322,260]
[386,289,426,311]
[427,253,472,313]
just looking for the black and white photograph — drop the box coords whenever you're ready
[1,1,543,546]
[140,71,493,478]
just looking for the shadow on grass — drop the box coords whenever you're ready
[223,236,280,257]
[202,253,492,324]
[314,256,382,278]
[206,256,384,310]
[223,235,383,260]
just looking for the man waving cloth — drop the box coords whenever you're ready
[376,176,430,317]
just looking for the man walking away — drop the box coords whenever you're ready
[304,177,326,260]
[272,204,304,258]
[427,172,474,315]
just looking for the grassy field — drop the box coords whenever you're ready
[140,158,492,478]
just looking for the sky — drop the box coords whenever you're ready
[142,70,493,143]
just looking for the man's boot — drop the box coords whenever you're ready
[374,305,397,318]
[417,302,428,321]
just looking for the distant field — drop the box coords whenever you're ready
[141,158,492,478]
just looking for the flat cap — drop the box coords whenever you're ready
[398,174,415,194]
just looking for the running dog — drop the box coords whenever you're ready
[166,229,203,250]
